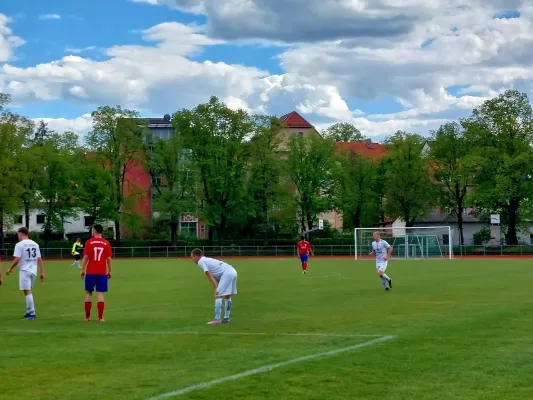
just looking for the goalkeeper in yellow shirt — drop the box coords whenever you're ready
[71,238,83,268]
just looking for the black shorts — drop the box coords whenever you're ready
[74,254,81,261]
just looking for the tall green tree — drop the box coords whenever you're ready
[39,132,81,248]
[0,112,28,249]
[383,132,435,227]
[323,122,366,142]
[285,134,337,232]
[428,122,475,245]
[247,116,285,245]
[150,131,196,246]
[173,97,252,245]
[463,90,533,245]
[86,106,147,242]
[77,155,115,231]
[334,150,380,229]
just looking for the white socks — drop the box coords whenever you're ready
[25,294,35,314]
[224,299,232,321]
[382,273,390,281]
[214,298,223,321]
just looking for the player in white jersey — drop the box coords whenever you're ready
[190,248,238,325]
[369,231,393,291]
[6,227,45,319]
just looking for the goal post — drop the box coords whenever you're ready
[354,226,453,260]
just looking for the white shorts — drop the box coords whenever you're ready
[376,262,388,272]
[217,267,238,296]
[19,271,36,291]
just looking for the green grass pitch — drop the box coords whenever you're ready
[1,258,533,399]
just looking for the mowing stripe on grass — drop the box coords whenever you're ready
[307,272,342,279]
[145,335,396,400]
[0,329,384,338]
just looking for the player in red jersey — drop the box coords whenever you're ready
[81,224,112,322]
[297,235,313,274]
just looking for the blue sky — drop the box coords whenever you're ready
[0,0,530,137]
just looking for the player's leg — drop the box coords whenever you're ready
[20,272,37,319]
[222,272,237,323]
[300,254,308,274]
[95,275,108,322]
[377,263,390,290]
[208,272,232,324]
[75,255,81,268]
[84,274,96,321]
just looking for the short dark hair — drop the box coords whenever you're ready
[301,235,305,240]
[18,227,29,236]
[93,224,104,234]
[191,248,203,257]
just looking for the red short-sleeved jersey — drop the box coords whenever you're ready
[84,237,112,275]
[297,240,311,255]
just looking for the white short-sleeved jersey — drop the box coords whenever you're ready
[13,239,41,275]
[372,240,391,264]
[197,257,233,281]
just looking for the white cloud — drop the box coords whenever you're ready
[64,46,97,54]
[39,14,61,20]
[0,14,24,62]
[5,2,533,138]
[36,114,93,136]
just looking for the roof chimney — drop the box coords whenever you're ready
[365,138,373,148]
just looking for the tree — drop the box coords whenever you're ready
[383,132,435,227]
[323,122,366,142]
[285,134,337,232]
[0,113,28,249]
[334,150,380,229]
[463,90,533,245]
[247,116,285,245]
[86,106,148,242]
[173,97,252,245]
[150,131,195,246]
[39,132,81,248]
[77,156,115,231]
[428,122,475,245]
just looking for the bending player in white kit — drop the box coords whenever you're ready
[190,248,237,325]
[369,231,393,291]
[6,227,45,319]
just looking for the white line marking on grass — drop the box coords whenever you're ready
[307,272,342,279]
[0,329,384,338]
[145,335,395,400]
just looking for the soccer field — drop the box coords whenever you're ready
[1,258,533,400]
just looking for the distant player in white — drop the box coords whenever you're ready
[190,248,237,325]
[6,227,45,319]
[369,231,393,291]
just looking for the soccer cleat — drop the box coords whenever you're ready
[85,317,91,322]
[23,312,36,320]
[207,319,221,325]
[385,287,390,291]
[388,278,392,288]
[98,318,105,323]
[302,270,307,275]
[222,318,230,324]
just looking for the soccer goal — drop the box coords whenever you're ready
[354,226,453,260]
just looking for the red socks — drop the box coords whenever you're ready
[302,262,308,271]
[85,301,92,318]
[97,302,105,320]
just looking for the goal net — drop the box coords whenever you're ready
[354,226,453,260]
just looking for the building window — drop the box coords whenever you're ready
[84,216,94,227]
[297,131,303,137]
[200,224,205,238]
[181,221,197,237]
[15,215,23,224]
[152,176,162,186]
[36,215,45,224]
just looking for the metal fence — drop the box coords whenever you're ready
[2,244,533,260]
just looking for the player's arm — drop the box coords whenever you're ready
[6,257,21,275]
[309,245,314,256]
[384,242,393,260]
[37,257,45,282]
[80,255,89,277]
[204,271,218,289]
[106,256,112,279]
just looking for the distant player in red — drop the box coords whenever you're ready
[81,224,112,322]
[297,235,313,274]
